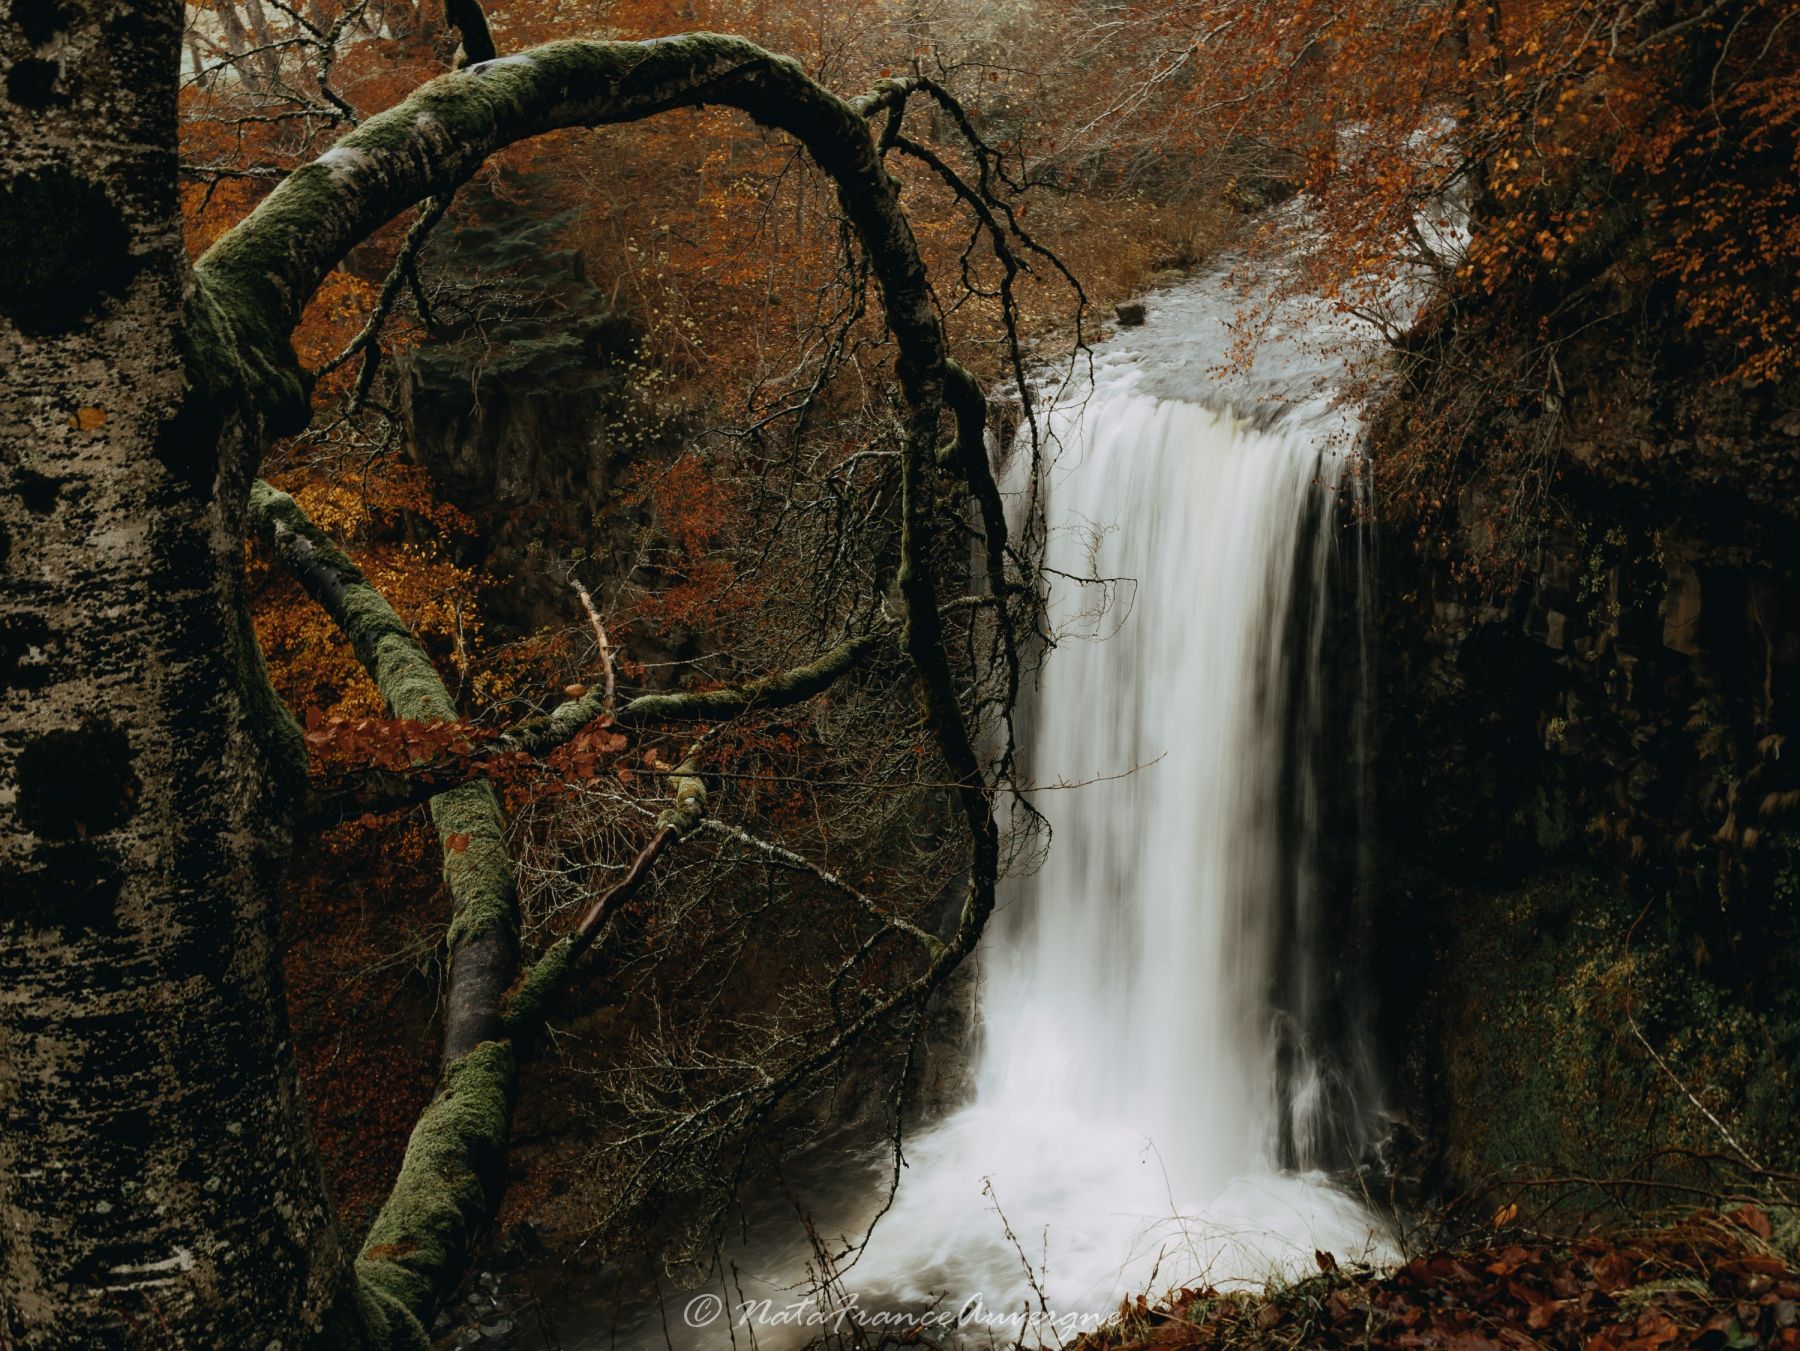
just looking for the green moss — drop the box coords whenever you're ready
[654,774,707,834]
[354,1040,518,1326]
[250,487,525,1343]
[194,36,791,346]
[197,159,356,311]
[248,481,519,955]
[234,599,309,812]
[434,783,515,951]
[1411,865,1800,1191]
[310,1275,428,1351]
[1770,1207,1800,1260]
[615,632,883,726]
[185,272,310,438]
[502,936,577,1043]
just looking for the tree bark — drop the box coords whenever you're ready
[0,2,374,1344]
[2,23,1004,1346]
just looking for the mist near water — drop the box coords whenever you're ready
[838,280,1390,1321]
[552,261,1398,1349]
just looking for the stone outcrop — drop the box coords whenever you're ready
[1368,282,1800,1193]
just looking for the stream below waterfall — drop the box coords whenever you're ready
[504,257,1398,1350]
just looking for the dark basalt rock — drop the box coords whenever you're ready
[1365,273,1800,1190]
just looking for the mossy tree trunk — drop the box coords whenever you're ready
[3,16,1002,1349]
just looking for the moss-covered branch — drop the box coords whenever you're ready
[225,37,1014,1344]
[199,37,963,438]
[298,632,888,828]
[617,633,885,725]
[249,480,525,1337]
[209,39,1009,926]
[249,480,519,1067]
[209,37,1004,936]
[355,1041,516,1341]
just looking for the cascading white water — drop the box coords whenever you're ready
[840,265,1390,1322]
[544,261,1397,1351]
[989,397,1345,1170]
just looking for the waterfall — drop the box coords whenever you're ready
[990,397,1376,1173]
[544,262,1396,1350]
[844,265,1389,1319]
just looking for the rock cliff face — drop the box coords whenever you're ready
[393,177,686,645]
[399,336,646,637]
[1369,284,1800,1193]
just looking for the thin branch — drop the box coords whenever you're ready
[698,817,946,957]
[443,0,497,66]
[296,631,890,828]
[571,578,616,719]
[504,766,708,1041]
[317,190,458,407]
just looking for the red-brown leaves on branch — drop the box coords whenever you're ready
[541,722,630,789]
[302,710,487,772]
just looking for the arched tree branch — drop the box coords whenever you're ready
[207,32,1008,988]
[217,36,1021,1343]
[196,35,987,461]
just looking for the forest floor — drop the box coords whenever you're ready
[1072,1205,1800,1351]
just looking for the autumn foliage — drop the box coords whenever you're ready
[1048,0,1799,572]
[180,0,1798,1242]
[1081,1205,1800,1351]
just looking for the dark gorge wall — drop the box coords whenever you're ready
[1369,290,1800,1197]
[395,178,681,644]
[400,332,646,637]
